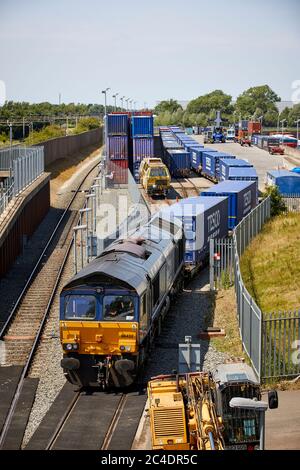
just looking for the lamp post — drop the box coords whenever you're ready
[112,92,119,112]
[280,119,286,144]
[101,87,110,116]
[101,88,110,157]
[257,115,263,133]
[129,100,133,111]
[73,224,87,273]
[120,96,125,111]
[125,98,130,111]
[295,119,300,144]
[229,397,268,450]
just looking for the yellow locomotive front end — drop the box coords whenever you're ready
[60,288,141,388]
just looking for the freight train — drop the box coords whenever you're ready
[159,126,258,187]
[59,178,258,388]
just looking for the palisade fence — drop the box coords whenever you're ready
[210,195,300,383]
[282,194,300,212]
[0,146,44,216]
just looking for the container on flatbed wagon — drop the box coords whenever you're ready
[266,170,300,195]
[201,180,257,229]
[162,139,183,150]
[202,152,236,181]
[190,148,218,173]
[227,166,258,183]
[165,149,190,176]
[184,142,204,152]
[219,158,253,181]
[159,196,228,264]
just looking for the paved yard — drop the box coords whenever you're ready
[193,135,294,191]
[265,389,300,450]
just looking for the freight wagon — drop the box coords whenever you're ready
[201,181,257,229]
[190,148,218,173]
[183,142,204,152]
[165,149,190,177]
[219,158,253,181]
[158,196,228,265]
[201,152,236,182]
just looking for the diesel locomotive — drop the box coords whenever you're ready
[60,214,185,388]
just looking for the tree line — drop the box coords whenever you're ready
[154,86,300,128]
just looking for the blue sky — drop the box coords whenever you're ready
[0,0,299,107]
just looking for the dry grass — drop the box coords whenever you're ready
[240,213,300,313]
[210,287,248,362]
[48,144,101,206]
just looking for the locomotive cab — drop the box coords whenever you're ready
[60,286,141,388]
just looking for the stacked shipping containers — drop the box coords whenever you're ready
[131,115,154,182]
[105,114,129,184]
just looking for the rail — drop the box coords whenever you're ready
[0,158,101,448]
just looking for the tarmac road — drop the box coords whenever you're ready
[265,389,300,450]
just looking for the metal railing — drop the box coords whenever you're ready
[0,177,14,215]
[262,310,300,381]
[210,195,300,382]
[0,146,44,216]
[235,196,271,257]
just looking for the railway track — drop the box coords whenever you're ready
[0,157,101,448]
[172,176,199,199]
[25,386,146,450]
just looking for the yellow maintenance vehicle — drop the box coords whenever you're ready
[139,157,171,197]
[148,372,225,450]
[148,363,279,450]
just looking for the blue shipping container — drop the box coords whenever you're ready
[158,196,228,264]
[219,158,253,181]
[162,140,183,149]
[132,137,154,163]
[190,148,218,173]
[166,149,190,176]
[266,170,300,195]
[105,114,128,136]
[201,180,257,229]
[107,136,128,159]
[228,166,258,182]
[131,116,154,137]
[184,142,204,152]
[202,152,236,181]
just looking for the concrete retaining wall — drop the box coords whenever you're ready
[0,173,50,278]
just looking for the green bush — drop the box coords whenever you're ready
[73,117,100,134]
[263,185,287,217]
[25,125,65,145]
